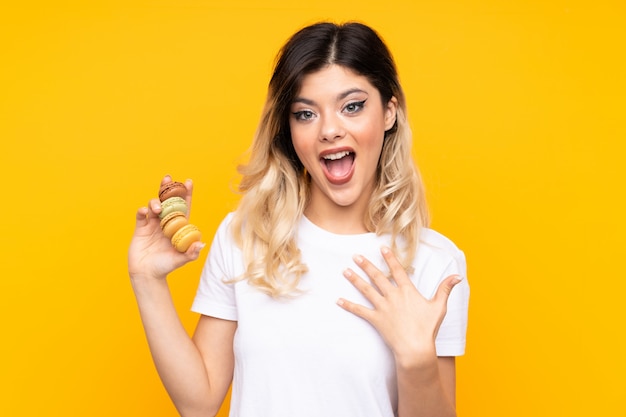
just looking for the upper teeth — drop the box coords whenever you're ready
[323,151,351,160]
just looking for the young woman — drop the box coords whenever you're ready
[128,22,469,417]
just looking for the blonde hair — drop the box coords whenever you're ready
[229,22,428,297]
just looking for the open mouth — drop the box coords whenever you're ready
[321,150,355,184]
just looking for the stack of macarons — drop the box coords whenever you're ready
[158,181,202,252]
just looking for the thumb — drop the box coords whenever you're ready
[170,241,206,269]
[433,274,463,307]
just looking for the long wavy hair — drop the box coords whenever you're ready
[230,22,429,297]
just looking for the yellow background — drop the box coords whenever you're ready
[1,1,624,416]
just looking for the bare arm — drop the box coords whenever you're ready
[131,277,235,417]
[129,177,235,417]
[396,356,456,417]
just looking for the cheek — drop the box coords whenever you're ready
[352,120,385,149]
[359,127,386,167]
[289,126,315,161]
[290,137,312,171]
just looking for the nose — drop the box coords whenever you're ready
[319,112,345,142]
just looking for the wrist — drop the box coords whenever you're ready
[129,271,169,289]
[393,343,438,371]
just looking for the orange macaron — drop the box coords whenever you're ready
[171,224,202,252]
[160,211,188,239]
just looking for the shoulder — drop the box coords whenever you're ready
[208,212,238,253]
[413,227,468,298]
[215,212,236,238]
[219,211,236,228]
[419,228,462,255]
[417,228,466,273]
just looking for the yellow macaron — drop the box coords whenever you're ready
[171,224,202,253]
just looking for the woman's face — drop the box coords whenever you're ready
[289,64,397,224]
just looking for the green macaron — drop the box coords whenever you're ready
[159,196,188,219]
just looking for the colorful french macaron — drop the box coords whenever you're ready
[171,224,202,252]
[159,181,187,202]
[160,211,188,239]
[156,178,202,252]
[159,196,188,219]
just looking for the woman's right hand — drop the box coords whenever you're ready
[128,176,205,282]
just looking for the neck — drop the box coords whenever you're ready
[304,200,370,235]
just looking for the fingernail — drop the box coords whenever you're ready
[343,269,353,278]
[336,299,345,306]
[381,246,390,255]
[164,174,171,180]
[353,255,364,264]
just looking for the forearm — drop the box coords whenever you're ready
[396,350,456,417]
[131,277,219,417]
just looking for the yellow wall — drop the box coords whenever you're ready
[1,1,624,416]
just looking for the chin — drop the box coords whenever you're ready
[327,191,362,208]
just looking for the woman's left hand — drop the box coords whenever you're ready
[337,246,462,365]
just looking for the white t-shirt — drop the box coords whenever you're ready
[192,213,469,417]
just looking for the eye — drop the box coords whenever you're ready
[292,110,315,121]
[343,99,366,114]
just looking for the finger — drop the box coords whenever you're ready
[184,178,193,214]
[432,274,463,307]
[165,241,206,271]
[159,174,172,187]
[336,298,375,322]
[353,254,396,295]
[135,206,150,227]
[148,197,162,217]
[343,268,384,305]
[380,246,412,287]
[181,241,206,263]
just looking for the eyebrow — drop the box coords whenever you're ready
[292,88,368,106]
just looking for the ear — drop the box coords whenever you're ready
[384,96,398,131]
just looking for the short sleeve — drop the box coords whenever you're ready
[191,213,240,321]
[416,229,470,357]
[435,250,469,356]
